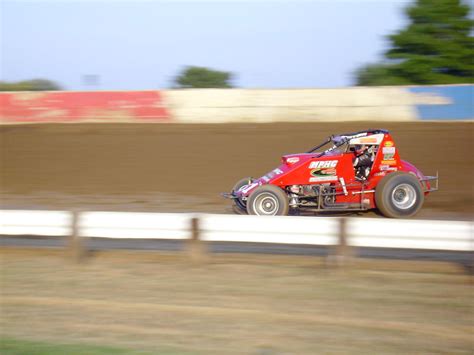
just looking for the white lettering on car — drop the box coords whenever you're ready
[309,176,338,182]
[309,160,338,169]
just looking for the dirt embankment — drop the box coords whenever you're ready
[1,122,472,217]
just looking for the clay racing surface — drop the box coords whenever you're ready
[1,122,472,219]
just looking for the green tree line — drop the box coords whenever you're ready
[0,79,62,91]
[355,0,473,85]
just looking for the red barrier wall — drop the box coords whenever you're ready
[0,91,170,123]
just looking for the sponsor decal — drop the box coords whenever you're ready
[310,168,336,177]
[380,165,398,171]
[381,160,397,166]
[309,160,338,169]
[309,176,338,182]
[340,133,367,140]
[240,182,259,194]
[349,133,384,145]
[383,153,395,161]
[287,157,300,164]
[382,147,395,154]
[359,137,378,144]
[266,168,284,180]
[374,172,386,177]
[262,176,270,182]
[384,141,394,147]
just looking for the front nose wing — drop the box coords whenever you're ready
[221,192,238,199]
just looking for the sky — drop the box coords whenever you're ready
[0,0,412,90]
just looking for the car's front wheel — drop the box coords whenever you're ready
[232,177,253,214]
[247,185,289,216]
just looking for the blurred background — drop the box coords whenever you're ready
[1,0,473,354]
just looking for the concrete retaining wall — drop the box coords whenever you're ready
[164,87,453,123]
[408,85,473,120]
[0,85,471,124]
[0,91,170,123]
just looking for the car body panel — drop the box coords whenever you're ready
[228,129,437,213]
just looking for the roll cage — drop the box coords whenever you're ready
[307,129,389,157]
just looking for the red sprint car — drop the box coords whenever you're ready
[223,129,438,218]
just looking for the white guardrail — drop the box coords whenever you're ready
[0,210,472,252]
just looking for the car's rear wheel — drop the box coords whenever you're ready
[247,185,289,216]
[232,177,253,214]
[375,172,424,218]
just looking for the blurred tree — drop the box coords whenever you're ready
[0,79,62,91]
[356,0,474,85]
[174,66,233,88]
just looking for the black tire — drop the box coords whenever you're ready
[247,185,289,216]
[232,177,253,214]
[375,172,424,218]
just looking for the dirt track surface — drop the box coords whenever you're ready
[1,122,473,218]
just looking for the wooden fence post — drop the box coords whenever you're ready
[67,211,87,263]
[187,216,207,262]
[327,217,353,268]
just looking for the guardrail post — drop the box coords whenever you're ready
[327,217,353,268]
[67,211,87,263]
[187,216,207,262]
